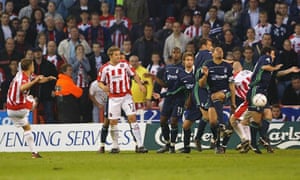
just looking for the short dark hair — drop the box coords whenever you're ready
[59,63,72,73]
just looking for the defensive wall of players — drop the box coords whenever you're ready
[0,107,299,152]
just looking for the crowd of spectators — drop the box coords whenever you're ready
[0,0,299,124]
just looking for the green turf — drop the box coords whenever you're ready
[0,150,299,180]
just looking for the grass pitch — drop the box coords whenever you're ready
[0,149,299,180]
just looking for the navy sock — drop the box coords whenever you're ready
[183,128,191,147]
[211,124,218,145]
[170,127,178,144]
[259,120,270,140]
[161,123,170,142]
[196,119,207,140]
[222,133,231,147]
[101,127,108,143]
[213,100,224,125]
[250,122,259,147]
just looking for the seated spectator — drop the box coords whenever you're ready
[14,29,32,56]
[224,0,242,31]
[155,16,175,50]
[54,16,65,33]
[88,42,108,81]
[35,32,47,55]
[132,23,161,67]
[240,46,257,71]
[271,104,288,122]
[0,59,18,108]
[147,52,163,76]
[276,39,300,100]
[180,11,192,32]
[58,27,91,63]
[84,12,112,53]
[77,10,90,33]
[205,0,224,22]
[99,1,114,28]
[4,1,18,20]
[107,5,131,49]
[55,63,83,123]
[270,13,288,51]
[219,29,241,58]
[69,44,92,123]
[20,16,36,47]
[44,15,65,46]
[289,23,300,54]
[45,1,63,21]
[206,5,224,37]
[0,12,14,49]
[243,28,259,47]
[63,15,77,38]
[45,41,65,71]
[0,38,23,75]
[254,11,271,41]
[184,10,202,39]
[29,8,46,34]
[122,39,133,60]
[281,75,300,105]
[18,0,41,19]
[164,22,191,64]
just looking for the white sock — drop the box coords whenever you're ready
[24,131,36,153]
[232,121,243,140]
[237,122,247,141]
[130,122,143,148]
[242,125,251,141]
[110,125,119,149]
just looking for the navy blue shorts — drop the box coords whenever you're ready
[194,87,209,110]
[161,96,185,119]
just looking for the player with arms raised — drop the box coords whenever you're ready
[6,58,56,158]
[246,47,282,153]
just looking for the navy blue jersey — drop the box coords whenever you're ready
[163,63,194,96]
[194,50,212,70]
[249,55,273,90]
[201,60,234,93]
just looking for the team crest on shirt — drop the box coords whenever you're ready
[266,58,271,63]
[120,64,124,68]
[224,68,227,73]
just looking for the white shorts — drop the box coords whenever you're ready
[108,94,136,119]
[7,109,30,127]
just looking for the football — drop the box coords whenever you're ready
[252,93,267,107]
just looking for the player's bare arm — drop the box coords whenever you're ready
[198,66,208,87]
[276,66,300,77]
[229,82,236,112]
[144,73,167,87]
[37,76,57,83]
[20,75,44,92]
[261,64,283,72]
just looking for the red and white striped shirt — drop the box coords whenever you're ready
[184,25,202,39]
[234,70,252,100]
[107,17,132,49]
[6,72,34,110]
[97,60,135,97]
[289,34,300,54]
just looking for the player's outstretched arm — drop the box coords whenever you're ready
[20,75,44,92]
